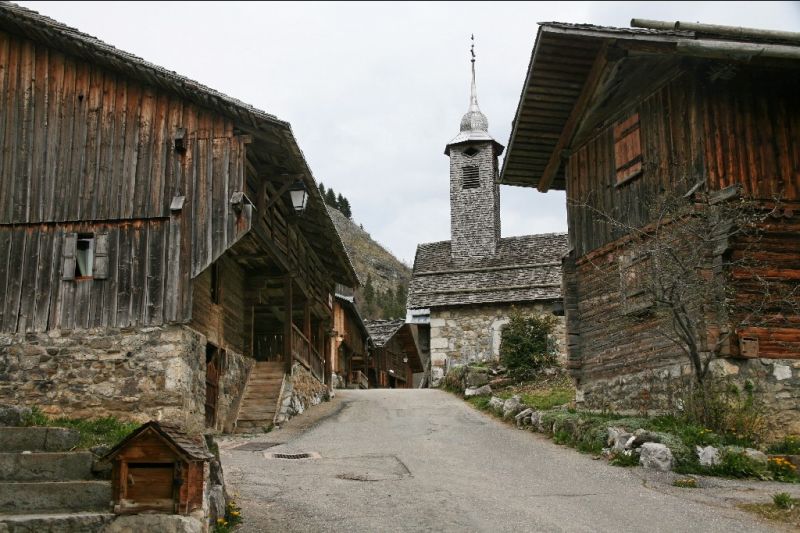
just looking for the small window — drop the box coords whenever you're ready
[462,166,480,189]
[463,147,479,157]
[613,112,642,185]
[75,233,95,278]
[210,262,222,304]
[620,251,653,315]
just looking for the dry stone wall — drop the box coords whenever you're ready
[429,303,566,385]
[0,325,250,433]
[577,357,800,436]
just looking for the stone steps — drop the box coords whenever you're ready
[234,362,286,433]
[0,428,80,453]
[0,480,112,514]
[0,512,115,533]
[0,452,95,481]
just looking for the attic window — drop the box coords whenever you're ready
[613,112,643,186]
[462,166,480,189]
[75,234,95,278]
[463,147,479,157]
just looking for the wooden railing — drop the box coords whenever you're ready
[291,323,324,381]
[349,370,369,389]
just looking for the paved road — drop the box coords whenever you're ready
[220,389,792,533]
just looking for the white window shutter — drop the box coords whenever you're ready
[62,232,77,280]
[94,231,109,280]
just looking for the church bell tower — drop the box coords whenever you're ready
[445,37,505,262]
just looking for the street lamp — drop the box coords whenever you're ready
[288,179,308,213]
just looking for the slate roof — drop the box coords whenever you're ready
[408,233,568,309]
[363,319,406,348]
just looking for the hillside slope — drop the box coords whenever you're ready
[327,206,411,319]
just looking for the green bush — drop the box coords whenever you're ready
[609,451,639,467]
[773,492,796,510]
[710,449,769,479]
[768,436,800,455]
[677,380,766,446]
[499,310,558,379]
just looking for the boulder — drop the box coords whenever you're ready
[639,443,674,472]
[696,445,720,467]
[607,427,633,453]
[529,411,543,430]
[465,385,492,398]
[465,369,489,388]
[208,484,226,524]
[744,448,768,464]
[502,396,524,419]
[515,408,534,427]
[628,429,660,449]
[488,396,505,414]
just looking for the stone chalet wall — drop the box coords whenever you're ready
[577,357,800,436]
[430,302,566,384]
[0,325,252,434]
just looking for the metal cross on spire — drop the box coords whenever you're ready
[470,34,476,64]
[469,34,479,110]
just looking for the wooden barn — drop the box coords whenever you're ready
[502,20,800,431]
[0,3,357,433]
[363,320,423,389]
[330,285,372,389]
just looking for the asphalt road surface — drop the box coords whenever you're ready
[220,389,793,533]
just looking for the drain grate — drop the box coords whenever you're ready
[274,453,311,460]
[264,451,321,460]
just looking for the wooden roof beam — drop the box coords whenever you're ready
[537,42,610,193]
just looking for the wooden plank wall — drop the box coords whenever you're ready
[0,220,171,332]
[190,255,250,356]
[0,30,251,333]
[566,71,705,258]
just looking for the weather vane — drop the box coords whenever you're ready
[470,34,476,64]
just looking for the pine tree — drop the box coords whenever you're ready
[325,188,337,208]
[318,182,326,198]
[339,196,352,218]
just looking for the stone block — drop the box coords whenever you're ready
[0,451,95,482]
[464,385,492,398]
[104,514,204,533]
[0,427,80,452]
[639,443,674,472]
[0,480,111,513]
[773,364,792,381]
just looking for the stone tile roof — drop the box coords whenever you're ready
[363,319,406,348]
[408,233,568,309]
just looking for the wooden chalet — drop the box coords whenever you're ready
[502,20,800,427]
[0,4,357,433]
[363,319,423,389]
[331,285,371,389]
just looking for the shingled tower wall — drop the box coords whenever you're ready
[449,142,501,261]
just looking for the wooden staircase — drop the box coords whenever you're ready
[234,361,285,433]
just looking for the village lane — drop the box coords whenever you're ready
[220,390,784,533]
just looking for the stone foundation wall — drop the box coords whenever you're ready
[217,349,253,434]
[429,303,566,385]
[0,325,251,434]
[577,357,800,435]
[275,364,330,425]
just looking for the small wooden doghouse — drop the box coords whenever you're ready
[104,421,213,515]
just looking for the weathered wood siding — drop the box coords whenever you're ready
[566,71,705,258]
[0,220,169,332]
[567,64,800,375]
[0,29,252,333]
[190,256,251,356]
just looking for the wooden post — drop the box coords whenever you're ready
[322,322,331,388]
[283,276,293,374]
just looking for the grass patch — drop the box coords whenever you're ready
[213,500,244,533]
[740,500,800,529]
[466,396,491,411]
[519,388,574,410]
[609,451,639,467]
[768,436,800,455]
[23,407,138,450]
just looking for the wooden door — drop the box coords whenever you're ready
[205,345,222,427]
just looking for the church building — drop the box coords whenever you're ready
[407,48,567,385]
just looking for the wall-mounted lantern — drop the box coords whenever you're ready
[288,179,309,213]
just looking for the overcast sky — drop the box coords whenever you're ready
[21,1,800,264]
